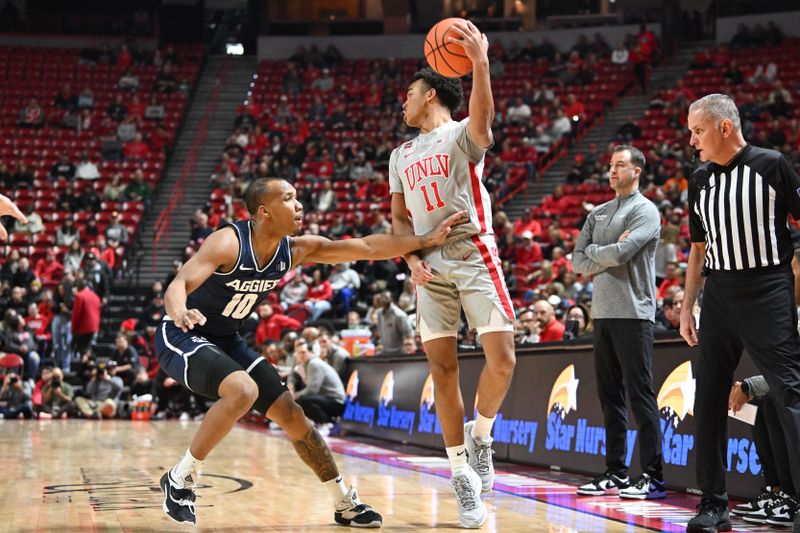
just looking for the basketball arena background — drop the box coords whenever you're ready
[1,0,798,504]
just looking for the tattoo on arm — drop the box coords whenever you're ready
[292,427,340,482]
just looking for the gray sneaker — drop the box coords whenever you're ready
[464,421,494,493]
[451,468,487,529]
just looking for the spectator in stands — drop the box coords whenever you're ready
[281,271,308,310]
[349,151,373,181]
[319,333,350,375]
[507,97,532,125]
[77,184,101,213]
[305,268,333,322]
[530,125,554,154]
[37,367,74,418]
[78,87,94,109]
[513,209,542,238]
[71,279,101,363]
[12,160,33,188]
[103,173,126,201]
[314,180,337,212]
[515,309,539,345]
[110,333,140,386]
[655,289,682,332]
[13,204,43,234]
[564,94,586,122]
[117,116,137,142]
[551,109,572,140]
[311,68,334,92]
[748,61,777,85]
[515,231,544,270]
[62,240,84,274]
[144,95,165,120]
[533,299,565,342]
[124,171,152,207]
[0,372,33,419]
[34,247,64,286]
[118,68,139,92]
[189,212,213,245]
[611,43,629,65]
[83,252,110,303]
[75,152,100,180]
[124,132,150,162]
[4,287,27,316]
[19,98,44,128]
[768,81,793,119]
[375,291,412,356]
[254,303,301,345]
[402,336,422,355]
[75,363,122,419]
[563,304,592,340]
[292,337,346,429]
[107,95,127,122]
[615,116,642,141]
[1,312,40,380]
[154,64,178,93]
[55,218,80,248]
[654,225,679,285]
[329,262,360,313]
[657,262,682,299]
[104,212,130,248]
[12,257,35,288]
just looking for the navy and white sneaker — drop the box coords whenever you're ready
[766,495,798,528]
[619,473,666,500]
[159,471,197,524]
[334,486,383,528]
[576,470,630,496]
[464,421,495,493]
[744,490,792,524]
[731,487,780,517]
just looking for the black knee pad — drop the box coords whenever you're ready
[186,345,245,400]
[248,359,289,414]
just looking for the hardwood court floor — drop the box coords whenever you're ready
[0,419,655,532]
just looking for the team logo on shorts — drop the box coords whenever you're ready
[657,361,696,426]
[379,371,395,406]
[547,364,580,419]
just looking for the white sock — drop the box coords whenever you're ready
[170,448,204,488]
[471,413,496,442]
[324,475,349,504]
[446,444,468,475]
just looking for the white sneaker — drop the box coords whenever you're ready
[451,468,487,529]
[179,412,190,421]
[464,421,494,493]
[619,473,666,500]
[334,486,382,528]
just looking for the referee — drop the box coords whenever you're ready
[681,93,800,533]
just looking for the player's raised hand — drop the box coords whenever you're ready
[0,193,28,240]
[446,19,489,64]
[421,210,469,248]
[175,309,207,333]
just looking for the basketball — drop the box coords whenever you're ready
[424,18,473,78]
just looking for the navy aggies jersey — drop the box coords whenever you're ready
[184,220,293,337]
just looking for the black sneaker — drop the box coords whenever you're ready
[334,486,383,528]
[793,502,800,533]
[766,495,798,527]
[576,470,630,496]
[619,473,666,500]
[686,498,731,533]
[731,487,780,518]
[744,490,792,524]
[159,471,197,524]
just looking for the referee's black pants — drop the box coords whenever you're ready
[593,318,663,478]
[752,395,794,491]
[696,266,800,505]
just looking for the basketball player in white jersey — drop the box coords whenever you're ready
[390,20,516,528]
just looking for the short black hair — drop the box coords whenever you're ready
[613,144,646,170]
[244,178,283,216]
[412,67,465,114]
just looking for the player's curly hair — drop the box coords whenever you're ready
[412,67,465,114]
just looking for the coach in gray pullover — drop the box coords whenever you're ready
[571,145,665,499]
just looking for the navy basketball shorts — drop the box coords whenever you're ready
[155,319,287,413]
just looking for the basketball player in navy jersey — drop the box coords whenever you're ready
[157,177,467,527]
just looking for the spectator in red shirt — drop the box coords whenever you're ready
[637,23,658,61]
[127,95,146,119]
[513,208,543,238]
[124,132,150,161]
[305,269,333,322]
[657,262,682,299]
[533,299,565,342]
[34,247,65,285]
[514,231,544,273]
[117,44,132,69]
[71,279,101,360]
[563,94,586,121]
[254,303,302,345]
[25,301,51,352]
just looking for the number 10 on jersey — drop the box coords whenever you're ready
[420,180,446,212]
[221,293,258,319]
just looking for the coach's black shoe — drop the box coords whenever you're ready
[160,471,197,524]
[793,502,800,533]
[334,487,382,528]
[686,499,732,533]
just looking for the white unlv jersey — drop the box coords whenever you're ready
[389,118,492,240]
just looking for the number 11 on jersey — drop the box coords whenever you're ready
[420,180,446,212]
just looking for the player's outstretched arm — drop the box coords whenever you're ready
[0,193,28,240]
[392,192,433,285]
[294,210,468,265]
[448,19,493,147]
[165,227,239,332]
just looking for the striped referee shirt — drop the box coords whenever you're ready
[689,144,800,271]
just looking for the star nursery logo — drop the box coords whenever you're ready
[547,365,580,419]
[345,370,359,402]
[379,371,395,406]
[377,370,416,434]
[342,370,375,428]
[657,361,696,467]
[417,373,441,435]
